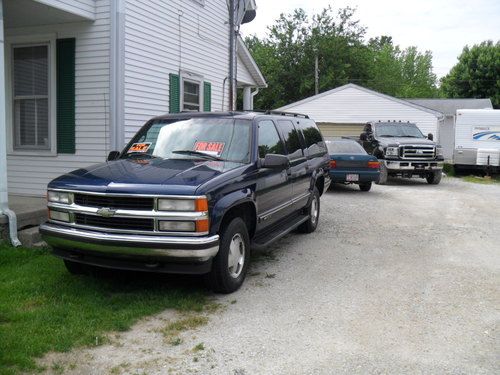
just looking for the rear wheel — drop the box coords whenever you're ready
[376,162,388,185]
[206,217,250,294]
[359,182,372,191]
[426,170,442,185]
[298,187,320,233]
[63,259,86,275]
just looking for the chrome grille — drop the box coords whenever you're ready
[400,145,435,159]
[74,213,154,231]
[73,193,154,210]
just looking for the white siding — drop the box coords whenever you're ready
[122,0,230,142]
[237,54,254,86]
[35,0,96,20]
[281,86,440,137]
[6,0,110,196]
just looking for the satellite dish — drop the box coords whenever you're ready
[235,0,257,26]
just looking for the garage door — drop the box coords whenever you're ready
[317,123,365,139]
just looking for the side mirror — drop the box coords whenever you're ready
[360,133,367,141]
[107,151,121,161]
[427,133,434,141]
[261,154,289,169]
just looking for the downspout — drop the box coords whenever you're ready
[110,0,125,150]
[228,0,235,111]
[0,0,21,246]
[251,87,259,110]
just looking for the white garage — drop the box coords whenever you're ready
[277,83,444,141]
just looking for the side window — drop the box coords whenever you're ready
[277,120,304,160]
[258,120,285,158]
[296,120,326,156]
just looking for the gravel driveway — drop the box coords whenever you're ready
[40,178,500,374]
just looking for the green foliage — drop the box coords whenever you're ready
[440,41,500,108]
[246,6,440,109]
[0,244,206,374]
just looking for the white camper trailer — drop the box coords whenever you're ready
[454,109,500,171]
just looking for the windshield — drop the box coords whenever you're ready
[375,123,425,138]
[123,118,252,163]
[326,140,367,154]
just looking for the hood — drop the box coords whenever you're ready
[48,158,246,195]
[377,137,436,147]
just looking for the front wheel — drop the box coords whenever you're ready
[206,217,250,294]
[426,170,442,185]
[298,187,320,233]
[359,182,372,192]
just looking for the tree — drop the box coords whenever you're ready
[440,41,500,107]
[245,6,440,109]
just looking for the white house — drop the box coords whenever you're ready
[278,83,444,143]
[0,0,266,200]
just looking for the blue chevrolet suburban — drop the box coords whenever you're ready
[40,111,330,293]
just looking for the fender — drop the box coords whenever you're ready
[210,188,257,235]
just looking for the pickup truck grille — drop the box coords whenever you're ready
[74,194,154,210]
[400,145,435,159]
[74,213,155,231]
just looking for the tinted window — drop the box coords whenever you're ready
[258,120,285,158]
[277,120,303,159]
[326,140,367,154]
[296,119,327,156]
[375,123,425,138]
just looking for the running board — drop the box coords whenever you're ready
[251,214,309,250]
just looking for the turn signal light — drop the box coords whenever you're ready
[195,219,209,233]
[329,160,337,168]
[195,198,209,212]
[368,161,380,169]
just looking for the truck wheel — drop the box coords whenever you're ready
[206,217,250,294]
[298,187,320,233]
[376,163,388,185]
[359,182,372,191]
[63,259,86,275]
[426,170,442,185]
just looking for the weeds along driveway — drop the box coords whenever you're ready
[37,178,500,375]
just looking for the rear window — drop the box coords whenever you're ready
[326,140,367,154]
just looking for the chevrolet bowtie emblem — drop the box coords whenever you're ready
[97,207,116,218]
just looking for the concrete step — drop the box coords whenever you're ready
[32,241,47,248]
[18,226,43,248]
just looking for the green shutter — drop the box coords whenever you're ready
[203,82,211,112]
[169,73,180,113]
[56,38,76,154]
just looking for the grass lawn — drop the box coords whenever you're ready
[461,175,500,184]
[0,243,208,374]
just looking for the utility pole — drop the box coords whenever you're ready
[228,0,235,111]
[314,53,319,95]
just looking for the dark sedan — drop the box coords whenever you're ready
[326,139,380,191]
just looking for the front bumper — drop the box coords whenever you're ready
[40,223,219,263]
[384,160,444,171]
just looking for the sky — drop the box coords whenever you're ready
[240,0,500,78]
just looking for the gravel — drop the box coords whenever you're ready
[39,177,500,375]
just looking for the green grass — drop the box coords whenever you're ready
[461,175,500,184]
[0,243,207,374]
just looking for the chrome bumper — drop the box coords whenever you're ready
[385,160,444,171]
[40,223,219,261]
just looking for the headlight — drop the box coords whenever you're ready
[157,197,208,212]
[48,209,70,222]
[158,220,196,232]
[48,191,72,204]
[436,147,443,156]
[385,147,399,157]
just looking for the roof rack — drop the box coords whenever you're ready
[244,109,309,119]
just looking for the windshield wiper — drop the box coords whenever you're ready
[172,150,225,161]
[378,134,395,137]
[400,135,421,138]
[124,152,158,159]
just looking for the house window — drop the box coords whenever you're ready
[12,44,50,150]
[182,79,201,112]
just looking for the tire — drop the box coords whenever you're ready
[63,259,86,275]
[426,170,442,185]
[359,182,372,192]
[206,217,250,294]
[298,187,320,234]
[376,162,388,185]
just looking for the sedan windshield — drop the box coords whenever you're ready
[123,118,251,163]
[326,140,367,154]
[375,123,425,138]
